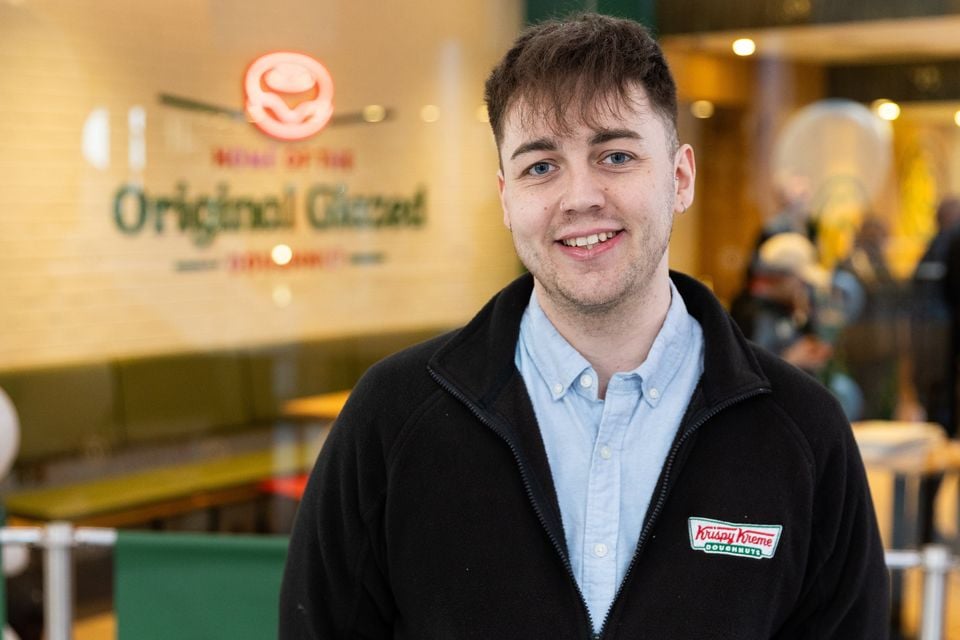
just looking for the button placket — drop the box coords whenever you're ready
[580,390,625,613]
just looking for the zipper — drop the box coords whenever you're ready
[595,386,771,638]
[428,366,597,639]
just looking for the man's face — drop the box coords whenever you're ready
[497,83,695,317]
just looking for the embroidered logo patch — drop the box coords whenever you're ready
[688,517,782,560]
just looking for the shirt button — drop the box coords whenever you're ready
[648,387,660,400]
[579,374,593,389]
[599,446,612,460]
[552,383,564,395]
[593,543,608,558]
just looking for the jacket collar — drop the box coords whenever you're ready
[428,271,770,414]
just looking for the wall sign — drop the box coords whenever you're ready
[112,182,427,246]
[244,51,335,141]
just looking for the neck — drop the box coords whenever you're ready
[535,276,672,398]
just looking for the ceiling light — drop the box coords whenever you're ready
[691,100,715,119]
[732,38,756,57]
[872,99,900,121]
[362,105,386,123]
[954,110,960,127]
[271,244,293,266]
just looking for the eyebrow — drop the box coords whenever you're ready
[590,128,641,145]
[509,128,642,161]
[510,137,556,161]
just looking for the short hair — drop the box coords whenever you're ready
[484,13,678,150]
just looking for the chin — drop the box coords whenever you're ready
[556,286,625,315]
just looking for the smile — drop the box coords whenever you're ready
[560,231,618,249]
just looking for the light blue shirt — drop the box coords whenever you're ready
[515,281,704,632]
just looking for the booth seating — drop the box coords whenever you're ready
[0,328,446,527]
[3,443,320,527]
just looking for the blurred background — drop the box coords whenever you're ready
[3,0,960,638]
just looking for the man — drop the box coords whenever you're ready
[280,14,888,639]
[915,197,960,432]
[917,197,960,544]
[730,233,834,373]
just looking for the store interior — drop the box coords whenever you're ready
[4,0,960,637]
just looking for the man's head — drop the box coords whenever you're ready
[484,13,679,155]
[487,14,694,321]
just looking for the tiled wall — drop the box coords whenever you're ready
[0,0,523,370]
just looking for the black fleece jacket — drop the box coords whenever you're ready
[280,272,889,639]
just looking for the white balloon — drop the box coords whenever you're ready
[0,387,20,480]
[774,99,893,206]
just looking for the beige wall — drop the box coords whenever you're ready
[0,1,523,369]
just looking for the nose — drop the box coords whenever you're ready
[560,166,605,214]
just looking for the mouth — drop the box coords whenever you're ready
[559,231,620,250]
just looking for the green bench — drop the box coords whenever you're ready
[0,328,445,526]
[4,440,324,527]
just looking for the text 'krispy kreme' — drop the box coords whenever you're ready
[688,517,782,560]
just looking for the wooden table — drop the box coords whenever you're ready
[281,389,352,421]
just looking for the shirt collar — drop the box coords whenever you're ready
[633,279,698,407]
[520,293,592,401]
[518,279,699,406]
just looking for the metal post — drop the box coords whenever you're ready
[920,544,951,640]
[43,522,74,640]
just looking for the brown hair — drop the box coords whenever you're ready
[484,13,678,150]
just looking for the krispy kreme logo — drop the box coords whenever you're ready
[244,51,334,141]
[688,517,782,560]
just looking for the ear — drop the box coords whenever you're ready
[497,169,511,230]
[674,144,696,214]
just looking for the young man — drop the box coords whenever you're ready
[280,14,888,639]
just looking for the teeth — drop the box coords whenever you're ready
[562,231,616,248]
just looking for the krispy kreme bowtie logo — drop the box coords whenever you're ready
[244,51,334,141]
[688,517,782,560]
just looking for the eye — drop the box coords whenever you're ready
[526,161,555,177]
[602,152,632,166]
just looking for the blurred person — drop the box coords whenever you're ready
[280,14,888,639]
[731,233,833,372]
[730,232,864,419]
[834,217,906,420]
[909,197,960,544]
[910,197,960,428]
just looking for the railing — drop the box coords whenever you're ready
[0,522,954,640]
[1,523,116,640]
[886,545,955,640]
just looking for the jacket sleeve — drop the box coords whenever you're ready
[777,420,890,639]
[278,383,396,639]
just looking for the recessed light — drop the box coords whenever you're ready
[732,38,756,57]
[872,99,900,121]
[362,105,386,123]
[691,100,715,119]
